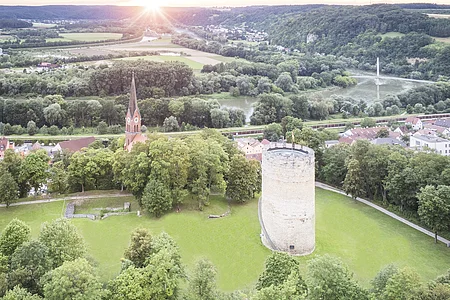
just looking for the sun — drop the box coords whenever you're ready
[141,0,167,12]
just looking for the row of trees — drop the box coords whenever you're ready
[0,94,247,134]
[0,130,261,216]
[2,219,450,299]
[0,50,159,69]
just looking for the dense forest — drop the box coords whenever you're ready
[0,19,32,29]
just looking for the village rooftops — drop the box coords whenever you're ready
[434,119,450,128]
[371,138,406,147]
[412,135,450,143]
[55,137,96,152]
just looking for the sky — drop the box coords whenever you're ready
[0,0,450,7]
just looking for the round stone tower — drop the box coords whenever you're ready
[259,143,315,255]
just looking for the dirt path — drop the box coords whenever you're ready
[0,193,131,208]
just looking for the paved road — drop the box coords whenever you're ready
[316,182,450,246]
[0,193,131,208]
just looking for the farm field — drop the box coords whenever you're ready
[1,188,450,291]
[0,35,13,41]
[434,37,450,44]
[65,35,231,66]
[32,22,56,28]
[427,13,450,19]
[50,32,123,42]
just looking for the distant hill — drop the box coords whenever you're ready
[0,5,142,20]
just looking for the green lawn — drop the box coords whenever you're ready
[1,188,450,291]
[117,55,204,70]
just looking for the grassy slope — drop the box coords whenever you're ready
[1,188,450,291]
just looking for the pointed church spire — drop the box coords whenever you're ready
[128,71,138,115]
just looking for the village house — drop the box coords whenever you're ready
[434,118,450,128]
[235,138,269,162]
[405,117,423,131]
[339,126,401,145]
[423,124,450,137]
[52,136,96,153]
[410,135,450,156]
[0,136,14,159]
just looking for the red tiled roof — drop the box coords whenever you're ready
[58,137,96,152]
[126,133,148,152]
[340,127,400,144]
[405,117,421,125]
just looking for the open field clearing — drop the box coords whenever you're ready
[0,35,13,41]
[427,13,450,19]
[434,37,450,43]
[2,188,450,290]
[32,22,57,28]
[59,32,123,42]
[379,31,405,39]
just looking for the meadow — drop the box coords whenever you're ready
[1,188,450,291]
[47,32,123,43]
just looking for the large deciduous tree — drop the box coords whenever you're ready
[306,255,368,300]
[0,170,19,207]
[417,185,450,243]
[9,240,52,294]
[188,259,218,300]
[124,228,152,268]
[42,258,103,300]
[226,154,261,203]
[0,219,30,257]
[38,218,86,269]
[19,150,49,195]
[256,252,306,292]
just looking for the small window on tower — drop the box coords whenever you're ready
[134,118,139,123]
[289,245,295,250]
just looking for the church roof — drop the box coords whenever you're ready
[128,72,139,115]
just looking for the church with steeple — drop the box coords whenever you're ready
[124,73,147,151]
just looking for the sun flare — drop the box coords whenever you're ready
[142,0,167,12]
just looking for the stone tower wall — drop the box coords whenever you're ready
[260,144,315,255]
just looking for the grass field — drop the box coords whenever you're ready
[0,35,13,41]
[117,55,204,70]
[33,23,56,28]
[2,188,450,291]
[434,37,450,44]
[427,13,450,19]
[57,33,123,42]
